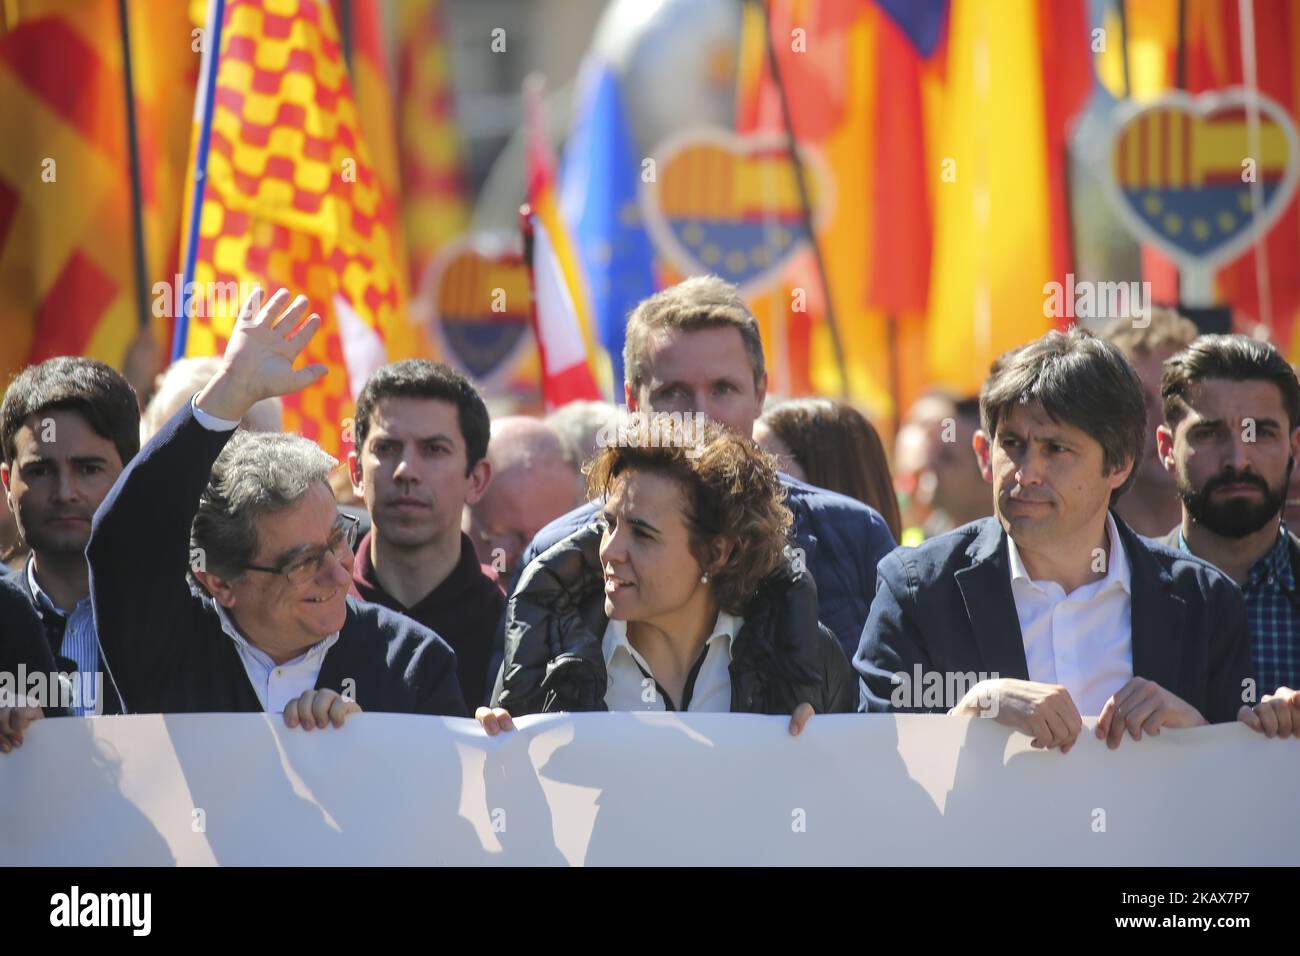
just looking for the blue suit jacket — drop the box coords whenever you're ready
[855,515,1253,723]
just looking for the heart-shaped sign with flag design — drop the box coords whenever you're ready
[640,127,832,297]
[417,233,532,383]
[1103,88,1300,272]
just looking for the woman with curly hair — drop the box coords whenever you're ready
[478,415,855,736]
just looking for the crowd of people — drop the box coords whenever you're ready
[2,275,1298,759]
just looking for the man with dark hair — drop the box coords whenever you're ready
[347,359,502,707]
[515,275,897,662]
[88,288,467,725]
[1102,307,1199,535]
[1155,334,1300,736]
[857,326,1252,752]
[1,357,141,716]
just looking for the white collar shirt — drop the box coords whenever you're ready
[601,611,742,712]
[1006,511,1134,716]
[212,603,339,714]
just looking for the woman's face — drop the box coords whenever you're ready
[598,469,708,624]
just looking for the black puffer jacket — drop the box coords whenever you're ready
[492,525,856,716]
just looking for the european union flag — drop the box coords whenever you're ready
[560,59,656,397]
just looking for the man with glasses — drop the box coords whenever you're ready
[88,288,467,727]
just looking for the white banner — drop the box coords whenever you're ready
[2,712,1295,865]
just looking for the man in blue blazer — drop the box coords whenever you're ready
[856,327,1253,752]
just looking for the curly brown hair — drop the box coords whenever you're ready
[585,414,794,615]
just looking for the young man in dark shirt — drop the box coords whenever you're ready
[88,287,466,725]
[347,360,504,707]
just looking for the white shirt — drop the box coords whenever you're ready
[213,604,339,713]
[192,395,339,713]
[1006,511,1134,716]
[602,611,742,712]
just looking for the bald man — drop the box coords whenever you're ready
[464,416,582,578]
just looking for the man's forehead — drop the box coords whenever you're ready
[1182,378,1287,417]
[12,410,118,459]
[369,397,462,440]
[252,483,339,556]
[644,326,751,376]
[1000,403,1088,439]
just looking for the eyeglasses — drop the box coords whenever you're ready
[244,512,360,588]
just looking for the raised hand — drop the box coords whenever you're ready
[195,286,328,421]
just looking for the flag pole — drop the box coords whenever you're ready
[172,0,226,361]
[518,202,551,411]
[339,0,354,72]
[757,0,848,397]
[116,0,150,330]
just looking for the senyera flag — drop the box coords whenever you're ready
[523,75,607,411]
[174,0,409,454]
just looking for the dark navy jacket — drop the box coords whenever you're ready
[855,515,1253,723]
[0,569,69,716]
[87,403,468,718]
[508,473,895,664]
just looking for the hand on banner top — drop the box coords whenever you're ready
[475,706,515,736]
[195,287,327,422]
[0,706,42,754]
[950,678,1085,753]
[1238,686,1300,738]
[283,689,361,732]
[1095,677,1208,749]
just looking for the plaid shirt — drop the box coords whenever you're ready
[1181,523,1300,695]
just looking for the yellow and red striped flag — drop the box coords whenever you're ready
[394,0,468,291]
[175,0,408,454]
[0,0,196,383]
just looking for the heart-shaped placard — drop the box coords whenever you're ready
[1103,88,1300,271]
[640,127,832,297]
[416,233,532,382]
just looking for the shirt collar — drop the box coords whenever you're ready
[212,601,339,669]
[1007,511,1131,596]
[602,610,744,669]
[25,555,89,617]
[1246,521,1294,589]
[352,530,487,611]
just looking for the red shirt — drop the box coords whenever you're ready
[349,531,505,708]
